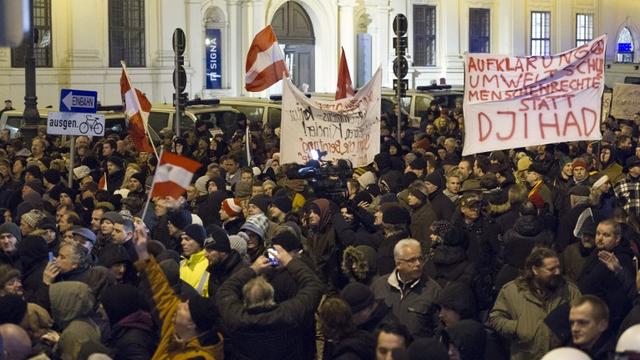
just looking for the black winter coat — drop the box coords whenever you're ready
[377,230,410,276]
[107,310,157,360]
[215,259,325,360]
[578,242,636,329]
[207,250,247,298]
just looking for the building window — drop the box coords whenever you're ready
[11,0,53,68]
[617,27,634,63]
[109,0,146,67]
[530,11,550,56]
[576,13,593,47]
[413,5,436,66]
[469,8,490,53]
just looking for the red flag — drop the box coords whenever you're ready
[151,152,201,199]
[245,25,289,92]
[98,173,107,191]
[120,62,154,153]
[335,47,354,100]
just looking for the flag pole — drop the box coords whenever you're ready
[140,147,164,223]
[121,60,159,160]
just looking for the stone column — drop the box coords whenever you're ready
[186,0,203,96]
[338,0,356,79]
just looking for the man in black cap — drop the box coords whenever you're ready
[204,224,247,298]
[341,282,397,333]
[377,204,411,276]
[166,209,192,252]
[406,157,427,178]
[105,155,126,193]
[423,172,455,221]
[406,181,437,250]
[269,196,292,225]
[614,155,640,216]
[179,223,210,296]
[127,172,147,203]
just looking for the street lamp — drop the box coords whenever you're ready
[23,0,38,124]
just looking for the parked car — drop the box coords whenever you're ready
[382,85,464,127]
[218,97,283,129]
[0,106,127,143]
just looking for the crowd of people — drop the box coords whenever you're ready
[0,99,639,360]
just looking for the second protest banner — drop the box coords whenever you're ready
[280,67,381,167]
[610,83,640,120]
[463,35,607,156]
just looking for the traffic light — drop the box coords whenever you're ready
[393,14,408,97]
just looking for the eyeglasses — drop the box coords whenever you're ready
[397,256,425,264]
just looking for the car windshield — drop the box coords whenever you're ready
[229,105,264,126]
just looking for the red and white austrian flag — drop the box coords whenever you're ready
[245,25,289,92]
[151,152,201,199]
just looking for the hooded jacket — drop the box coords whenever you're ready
[50,281,101,360]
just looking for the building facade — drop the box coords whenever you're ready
[1,0,639,108]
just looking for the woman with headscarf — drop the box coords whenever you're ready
[304,198,340,287]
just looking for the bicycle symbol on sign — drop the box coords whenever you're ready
[79,115,104,135]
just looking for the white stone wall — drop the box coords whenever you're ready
[1,0,640,108]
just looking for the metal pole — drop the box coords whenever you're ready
[397,90,402,143]
[174,44,181,138]
[23,0,38,125]
[68,136,74,187]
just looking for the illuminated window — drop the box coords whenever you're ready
[414,5,436,66]
[11,0,53,68]
[469,8,490,53]
[530,11,551,56]
[109,0,146,67]
[576,13,593,47]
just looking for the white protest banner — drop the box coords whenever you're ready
[47,112,105,137]
[610,83,640,120]
[280,67,381,166]
[463,35,606,156]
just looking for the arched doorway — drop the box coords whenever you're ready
[271,1,315,91]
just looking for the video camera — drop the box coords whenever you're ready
[296,150,352,204]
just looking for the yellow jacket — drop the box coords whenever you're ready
[137,256,224,360]
[180,250,210,296]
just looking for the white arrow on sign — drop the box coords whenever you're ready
[62,92,95,110]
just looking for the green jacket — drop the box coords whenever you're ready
[488,277,581,360]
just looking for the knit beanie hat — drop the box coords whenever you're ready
[0,265,21,288]
[20,209,46,229]
[240,214,269,240]
[101,284,143,326]
[234,180,253,198]
[168,210,192,230]
[203,224,231,253]
[0,294,27,325]
[424,172,444,189]
[271,196,292,214]
[0,223,21,242]
[107,155,125,170]
[408,182,428,204]
[271,230,301,252]
[25,179,45,195]
[229,233,249,259]
[188,295,218,332]
[340,282,375,313]
[249,195,272,214]
[382,205,410,225]
[409,157,427,170]
[43,169,61,184]
[183,224,207,246]
[130,172,146,186]
[221,198,243,218]
[25,165,42,180]
[572,157,588,170]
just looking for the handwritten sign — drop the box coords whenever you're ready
[610,83,640,120]
[462,35,607,156]
[281,68,381,166]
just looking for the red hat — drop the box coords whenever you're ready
[221,198,243,218]
[572,158,588,170]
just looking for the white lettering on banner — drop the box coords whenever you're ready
[280,68,381,167]
[610,83,640,120]
[46,112,106,137]
[153,163,193,189]
[462,35,607,156]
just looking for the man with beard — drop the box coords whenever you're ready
[578,219,636,330]
[488,247,581,360]
[203,224,247,298]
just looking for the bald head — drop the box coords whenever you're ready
[0,323,31,360]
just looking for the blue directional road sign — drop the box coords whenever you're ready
[59,89,98,113]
